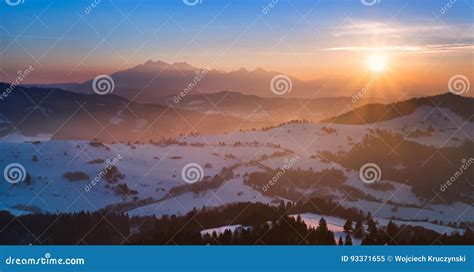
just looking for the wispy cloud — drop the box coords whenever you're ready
[332,21,450,37]
[323,43,474,53]
[324,46,422,52]
[331,21,474,43]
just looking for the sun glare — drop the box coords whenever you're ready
[367,54,388,73]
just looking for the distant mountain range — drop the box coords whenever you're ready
[32,60,332,102]
[24,60,473,102]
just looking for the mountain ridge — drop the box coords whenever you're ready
[324,92,474,124]
[27,60,322,102]
[0,83,268,142]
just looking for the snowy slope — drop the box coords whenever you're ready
[1,104,472,228]
[0,140,281,215]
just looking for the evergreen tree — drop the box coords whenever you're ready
[367,217,377,237]
[362,216,378,245]
[315,218,335,245]
[353,220,364,238]
[317,217,329,233]
[344,234,353,245]
[338,236,343,245]
[366,212,372,220]
[386,220,398,244]
[343,219,353,234]
[278,200,286,212]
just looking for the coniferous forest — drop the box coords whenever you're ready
[1,198,472,245]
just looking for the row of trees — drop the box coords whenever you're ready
[202,216,336,245]
[1,200,472,245]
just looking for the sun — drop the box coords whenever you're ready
[367,54,388,73]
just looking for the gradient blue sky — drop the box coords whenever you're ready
[0,0,473,84]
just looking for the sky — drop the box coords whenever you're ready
[0,0,473,96]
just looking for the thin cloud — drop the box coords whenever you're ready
[332,21,450,37]
[323,44,474,53]
[324,46,422,52]
[331,21,474,43]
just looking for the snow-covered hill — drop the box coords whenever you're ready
[1,101,472,232]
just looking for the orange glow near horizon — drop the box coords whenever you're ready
[2,43,472,98]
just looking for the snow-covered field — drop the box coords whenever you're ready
[376,106,473,148]
[0,106,472,232]
[290,212,464,245]
[0,140,280,215]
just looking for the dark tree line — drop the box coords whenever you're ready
[0,199,472,245]
[338,213,474,245]
[202,216,336,245]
